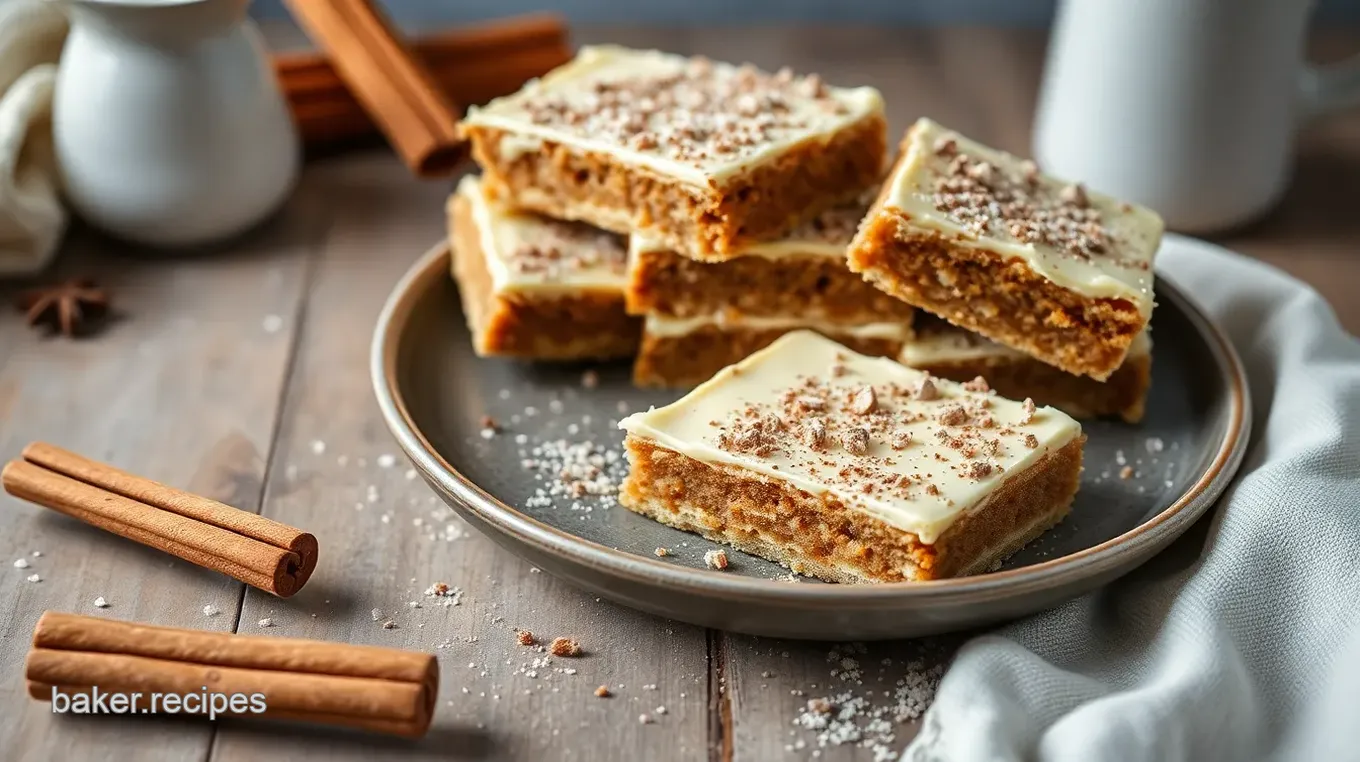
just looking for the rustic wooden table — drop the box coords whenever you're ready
[1,25,1357,762]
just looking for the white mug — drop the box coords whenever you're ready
[54,0,299,247]
[1033,0,1360,233]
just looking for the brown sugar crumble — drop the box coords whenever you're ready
[516,630,536,646]
[550,637,583,657]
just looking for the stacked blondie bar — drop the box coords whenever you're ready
[450,45,905,378]
[848,118,1164,423]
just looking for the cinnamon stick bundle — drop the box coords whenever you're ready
[283,0,467,177]
[275,15,572,149]
[1,443,317,597]
[27,612,438,737]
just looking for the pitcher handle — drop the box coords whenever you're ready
[1300,56,1360,119]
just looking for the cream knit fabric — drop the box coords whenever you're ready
[0,1,68,276]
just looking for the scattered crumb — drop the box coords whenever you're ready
[654,547,670,557]
[258,618,274,628]
[480,415,498,431]
[638,713,653,724]
[31,551,41,557]
[26,574,41,583]
[93,596,108,608]
[262,314,283,334]
[371,608,384,621]
[1145,436,1165,453]
[517,630,536,646]
[789,645,944,759]
[1119,465,1135,480]
[704,549,729,570]
[581,370,600,389]
[550,637,582,657]
[13,558,29,569]
[310,439,326,455]
[377,454,397,469]
[382,620,397,630]
[404,468,418,481]
[655,706,668,715]
[202,604,219,617]
[595,685,612,698]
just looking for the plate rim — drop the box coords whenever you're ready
[372,235,1252,606]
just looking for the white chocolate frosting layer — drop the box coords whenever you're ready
[644,313,912,341]
[457,176,628,295]
[620,331,1082,543]
[883,118,1162,317]
[631,192,869,260]
[463,45,885,188]
[901,320,1153,366]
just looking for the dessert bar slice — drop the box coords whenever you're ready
[624,196,915,323]
[900,314,1152,423]
[619,331,1085,583]
[633,313,912,388]
[847,118,1163,380]
[461,45,887,261]
[449,175,640,360]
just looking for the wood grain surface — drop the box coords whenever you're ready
[1,24,1357,762]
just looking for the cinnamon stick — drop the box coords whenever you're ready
[26,612,438,737]
[283,0,467,177]
[278,36,572,148]
[2,443,317,597]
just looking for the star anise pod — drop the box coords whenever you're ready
[16,278,111,337]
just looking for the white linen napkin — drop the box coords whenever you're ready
[0,0,68,276]
[904,234,1360,762]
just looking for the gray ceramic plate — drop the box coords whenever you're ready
[372,234,1251,639]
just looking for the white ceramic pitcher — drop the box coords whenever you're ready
[53,0,299,247]
[1033,0,1360,233]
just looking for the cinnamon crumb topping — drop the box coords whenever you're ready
[507,222,627,281]
[965,461,994,479]
[1023,434,1039,449]
[961,376,990,393]
[937,406,968,426]
[516,630,536,646]
[1019,398,1037,425]
[550,637,583,657]
[803,418,829,450]
[890,431,912,450]
[925,130,1132,263]
[841,426,870,455]
[516,53,856,171]
[915,377,938,401]
[850,385,878,415]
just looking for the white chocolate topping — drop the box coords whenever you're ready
[631,193,869,260]
[901,317,1153,366]
[463,45,885,188]
[458,176,627,295]
[883,118,1162,317]
[620,331,1082,543]
[644,313,912,342]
